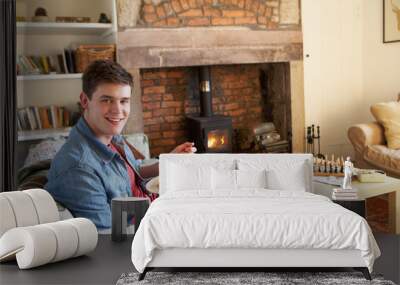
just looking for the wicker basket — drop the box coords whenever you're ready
[75,44,116,73]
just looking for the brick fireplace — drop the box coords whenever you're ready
[116,0,305,156]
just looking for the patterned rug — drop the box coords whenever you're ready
[116,271,396,285]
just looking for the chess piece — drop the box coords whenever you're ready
[326,161,331,173]
[342,157,354,189]
[319,159,326,173]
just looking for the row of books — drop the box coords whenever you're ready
[17,49,78,76]
[332,188,359,200]
[17,106,71,131]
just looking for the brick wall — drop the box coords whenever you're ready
[141,64,264,156]
[139,0,283,29]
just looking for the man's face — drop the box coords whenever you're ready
[80,83,131,141]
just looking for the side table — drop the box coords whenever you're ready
[314,177,400,234]
[332,199,365,218]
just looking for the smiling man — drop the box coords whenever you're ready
[45,60,194,230]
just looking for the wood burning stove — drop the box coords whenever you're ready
[186,66,233,153]
[187,115,232,153]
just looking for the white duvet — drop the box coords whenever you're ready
[131,190,380,273]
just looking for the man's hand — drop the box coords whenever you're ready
[171,142,196,153]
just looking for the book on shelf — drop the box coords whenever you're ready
[31,56,44,74]
[70,49,77,73]
[33,106,42,129]
[64,49,74,73]
[27,107,38,130]
[17,53,72,76]
[17,108,29,130]
[57,54,67,74]
[18,55,40,75]
[48,55,61,74]
[18,105,72,131]
[40,55,50,74]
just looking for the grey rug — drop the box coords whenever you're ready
[116,272,396,285]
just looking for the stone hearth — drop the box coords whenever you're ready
[116,0,305,155]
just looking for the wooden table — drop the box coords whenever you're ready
[313,175,400,234]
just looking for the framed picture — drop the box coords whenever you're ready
[384,0,400,43]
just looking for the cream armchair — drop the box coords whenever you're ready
[0,189,98,269]
[348,122,400,178]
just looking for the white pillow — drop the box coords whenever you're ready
[167,163,212,192]
[265,162,307,191]
[212,168,237,190]
[24,137,66,167]
[237,158,310,192]
[237,170,267,189]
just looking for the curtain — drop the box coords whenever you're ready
[0,0,17,192]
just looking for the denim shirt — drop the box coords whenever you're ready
[45,117,141,230]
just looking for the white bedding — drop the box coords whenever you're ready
[131,190,380,273]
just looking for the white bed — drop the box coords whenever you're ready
[131,154,380,280]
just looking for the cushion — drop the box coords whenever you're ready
[237,158,310,192]
[236,170,267,189]
[364,144,400,173]
[212,169,237,190]
[265,163,307,191]
[0,189,59,236]
[0,218,97,269]
[160,154,312,194]
[23,137,66,168]
[167,162,212,192]
[370,101,400,149]
[211,169,267,191]
[1,191,40,228]
[0,196,16,237]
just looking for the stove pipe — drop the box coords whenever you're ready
[199,66,212,117]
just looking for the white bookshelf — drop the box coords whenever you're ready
[17,22,114,36]
[17,73,82,81]
[18,127,72,141]
[16,0,116,146]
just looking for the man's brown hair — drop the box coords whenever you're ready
[82,60,133,99]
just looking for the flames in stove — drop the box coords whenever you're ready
[207,130,228,149]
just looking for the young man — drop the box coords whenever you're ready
[45,60,194,230]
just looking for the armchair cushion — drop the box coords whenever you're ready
[370,101,400,149]
[364,145,400,174]
[348,123,385,154]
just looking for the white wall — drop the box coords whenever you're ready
[302,0,400,158]
[362,0,400,121]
